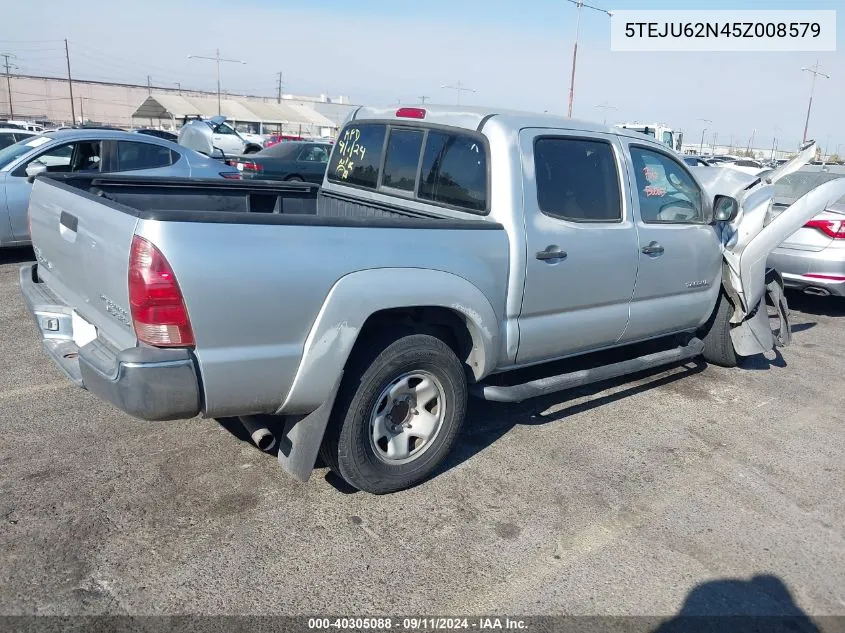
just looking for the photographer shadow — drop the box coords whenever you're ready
[652,574,822,633]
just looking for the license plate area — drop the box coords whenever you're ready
[71,310,98,347]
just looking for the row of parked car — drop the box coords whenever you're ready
[0,118,334,248]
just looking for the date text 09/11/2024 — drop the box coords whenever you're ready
[307,617,528,630]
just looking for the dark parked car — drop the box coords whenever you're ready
[683,155,712,167]
[133,129,179,142]
[227,141,332,183]
[0,128,35,149]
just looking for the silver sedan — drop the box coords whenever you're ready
[768,167,845,297]
[0,128,240,247]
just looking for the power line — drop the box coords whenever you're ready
[187,48,246,115]
[440,81,475,105]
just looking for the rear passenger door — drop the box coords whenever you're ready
[619,143,722,342]
[294,144,331,183]
[110,140,183,176]
[516,130,639,364]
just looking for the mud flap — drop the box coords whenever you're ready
[728,270,790,357]
[277,371,343,482]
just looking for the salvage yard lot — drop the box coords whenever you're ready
[0,247,843,617]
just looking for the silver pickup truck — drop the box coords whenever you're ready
[20,105,845,494]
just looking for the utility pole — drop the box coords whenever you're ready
[711,132,718,156]
[440,81,475,105]
[276,71,283,103]
[79,97,84,124]
[65,39,76,125]
[595,101,617,125]
[418,95,430,104]
[1,53,16,119]
[187,49,246,115]
[770,125,780,161]
[746,128,756,156]
[801,60,829,144]
[566,0,613,118]
[698,118,712,155]
[147,75,152,95]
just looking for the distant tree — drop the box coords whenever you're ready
[828,153,841,164]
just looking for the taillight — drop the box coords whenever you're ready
[805,219,845,239]
[128,236,195,347]
[238,161,262,172]
[396,107,426,119]
[221,172,242,180]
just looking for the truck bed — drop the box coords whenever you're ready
[45,174,484,226]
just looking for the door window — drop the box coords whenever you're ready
[298,145,330,163]
[534,137,622,222]
[630,146,704,224]
[116,141,175,171]
[214,123,237,135]
[24,143,74,172]
[381,129,424,192]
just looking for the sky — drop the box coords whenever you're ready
[2,0,843,153]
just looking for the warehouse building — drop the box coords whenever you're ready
[1,74,356,135]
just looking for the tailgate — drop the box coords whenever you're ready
[29,177,139,350]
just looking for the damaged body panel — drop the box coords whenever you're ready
[694,142,845,356]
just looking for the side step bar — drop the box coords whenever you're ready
[472,338,705,403]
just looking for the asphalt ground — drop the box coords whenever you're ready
[0,246,843,624]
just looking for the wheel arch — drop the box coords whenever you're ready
[277,268,500,414]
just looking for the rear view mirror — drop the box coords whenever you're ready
[25,161,47,183]
[714,195,739,222]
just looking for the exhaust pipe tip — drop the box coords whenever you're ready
[803,286,830,297]
[238,415,277,452]
[250,428,277,452]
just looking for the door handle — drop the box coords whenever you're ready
[641,242,664,256]
[536,248,567,262]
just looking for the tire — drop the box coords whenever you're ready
[320,332,467,494]
[243,145,261,154]
[700,291,739,368]
[285,175,304,182]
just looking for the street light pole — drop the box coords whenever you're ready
[801,60,830,144]
[188,49,246,115]
[565,0,613,118]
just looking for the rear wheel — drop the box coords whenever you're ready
[320,332,467,494]
[285,175,304,182]
[700,291,739,367]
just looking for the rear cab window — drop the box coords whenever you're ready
[327,121,488,214]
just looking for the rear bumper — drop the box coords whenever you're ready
[767,246,845,297]
[19,263,201,421]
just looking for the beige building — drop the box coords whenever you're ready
[1,74,355,135]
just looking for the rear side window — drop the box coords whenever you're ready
[328,123,386,189]
[382,128,424,192]
[534,137,622,222]
[116,141,175,171]
[419,132,487,212]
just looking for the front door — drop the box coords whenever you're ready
[7,140,101,241]
[212,122,245,155]
[620,143,722,342]
[516,129,639,365]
